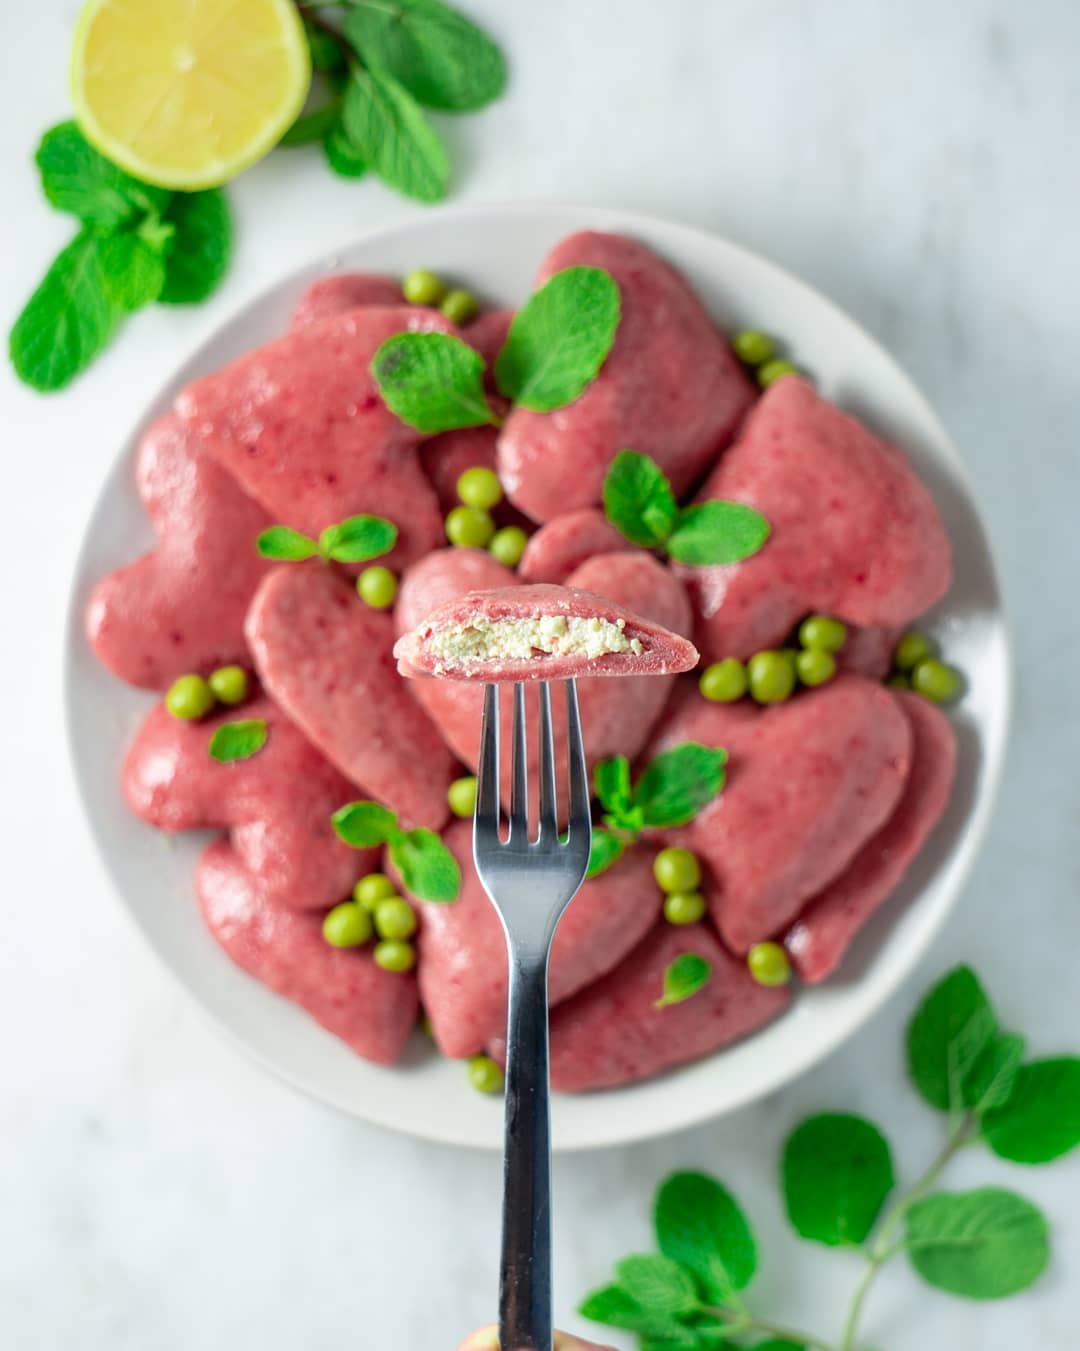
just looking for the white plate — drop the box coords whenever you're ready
[65,203,1010,1151]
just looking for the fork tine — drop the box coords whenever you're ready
[475,683,501,849]
[564,678,590,842]
[508,682,529,841]
[537,681,557,840]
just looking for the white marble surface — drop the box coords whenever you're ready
[2,1,1079,1347]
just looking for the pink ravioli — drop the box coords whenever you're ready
[395,548,692,797]
[649,676,913,953]
[676,376,952,662]
[786,690,957,981]
[497,231,755,521]
[289,273,402,331]
[124,695,376,910]
[175,306,450,568]
[246,563,454,829]
[518,509,631,584]
[415,821,662,1058]
[395,581,698,682]
[197,839,417,1065]
[544,921,791,1092]
[86,413,274,689]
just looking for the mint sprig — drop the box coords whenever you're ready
[332,801,461,903]
[603,450,771,567]
[580,964,1080,1351]
[341,63,450,203]
[255,514,398,564]
[372,333,499,432]
[208,719,267,763]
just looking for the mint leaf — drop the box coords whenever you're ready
[983,1058,1080,1163]
[782,1113,895,1246]
[303,16,346,72]
[344,0,506,111]
[332,800,400,848]
[666,501,771,567]
[208,719,267,763]
[965,1033,1025,1114]
[594,755,633,817]
[342,65,449,203]
[256,526,319,561]
[9,231,118,392]
[99,233,168,311]
[578,1284,698,1344]
[602,450,679,549]
[655,954,711,1010]
[586,828,624,879]
[158,189,232,305]
[35,121,169,228]
[634,744,727,829]
[494,266,621,412]
[323,121,368,179]
[907,966,998,1113]
[280,101,342,147]
[372,332,496,433]
[319,514,398,563]
[614,1255,699,1317]
[904,1188,1049,1299]
[654,1172,756,1303]
[389,828,462,902]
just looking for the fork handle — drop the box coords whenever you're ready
[498,940,554,1351]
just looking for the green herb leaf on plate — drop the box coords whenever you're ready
[494,265,620,412]
[9,230,118,392]
[613,1254,700,1317]
[906,965,998,1113]
[586,828,625,879]
[35,121,170,229]
[654,1171,756,1302]
[389,827,462,902]
[158,188,232,305]
[256,525,320,561]
[655,954,712,1010]
[782,1113,895,1246]
[342,65,449,203]
[983,1057,1080,1163]
[332,800,401,848]
[279,101,342,148]
[323,120,368,179]
[208,719,267,763]
[904,1187,1049,1299]
[965,1032,1026,1114]
[319,514,398,563]
[344,0,506,112]
[578,1284,698,1343]
[603,450,679,549]
[372,332,497,432]
[666,500,771,567]
[99,232,169,311]
[634,744,727,829]
[594,754,633,817]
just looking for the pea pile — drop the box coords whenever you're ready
[445,464,528,567]
[164,665,251,721]
[323,871,419,973]
[731,327,799,390]
[886,631,964,703]
[401,268,480,327]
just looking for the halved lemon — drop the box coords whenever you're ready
[71,0,312,190]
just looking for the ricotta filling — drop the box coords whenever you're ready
[426,614,643,667]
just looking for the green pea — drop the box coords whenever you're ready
[747,941,792,987]
[732,330,775,366]
[374,939,417,973]
[354,873,397,910]
[653,847,701,894]
[446,505,495,549]
[699,658,748,703]
[757,358,798,388]
[886,673,911,691]
[457,466,503,510]
[165,673,215,721]
[468,1054,505,1095]
[447,775,478,818]
[322,901,373,948]
[747,650,796,704]
[357,565,398,610]
[663,891,707,926]
[402,269,446,307]
[489,526,528,568]
[440,288,480,325]
[207,665,250,706]
[796,648,836,688]
[798,614,848,652]
[894,631,936,671]
[911,658,963,704]
[375,897,418,941]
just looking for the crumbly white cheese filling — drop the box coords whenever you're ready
[426,614,643,666]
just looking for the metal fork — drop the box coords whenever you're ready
[473,679,592,1351]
